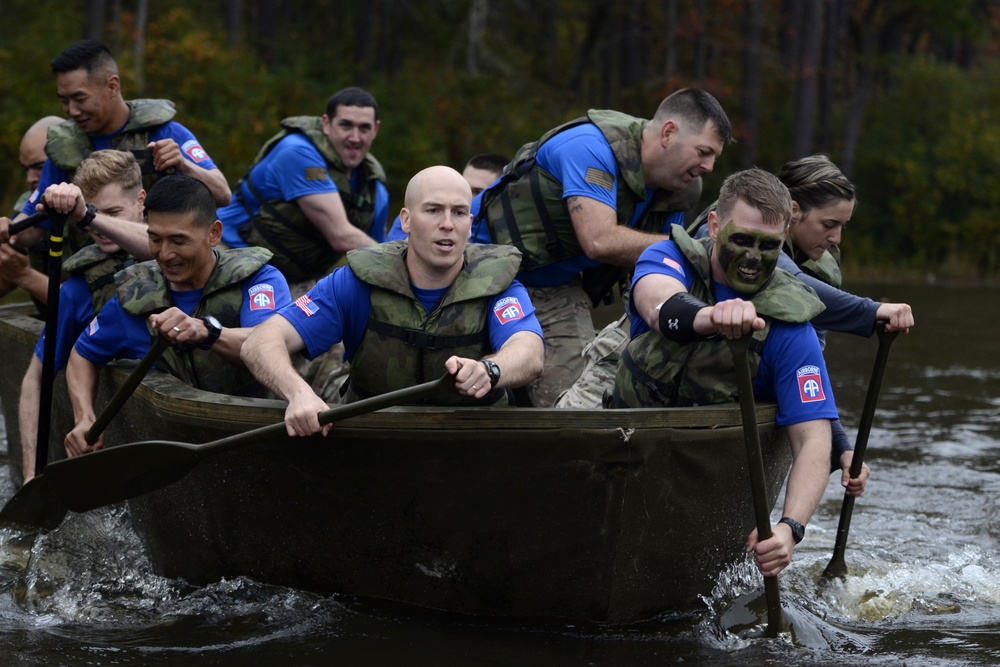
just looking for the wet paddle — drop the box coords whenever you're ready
[2,335,172,531]
[727,335,782,638]
[821,322,899,581]
[0,373,455,531]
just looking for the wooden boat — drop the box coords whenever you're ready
[0,302,791,625]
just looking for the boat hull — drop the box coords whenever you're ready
[0,303,791,624]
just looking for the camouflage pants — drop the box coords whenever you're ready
[553,314,628,409]
[525,281,595,408]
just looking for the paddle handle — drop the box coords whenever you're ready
[9,211,49,235]
[197,372,457,459]
[35,211,68,475]
[727,335,781,638]
[86,334,172,446]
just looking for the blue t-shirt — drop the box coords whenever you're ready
[219,133,389,247]
[22,120,219,217]
[277,264,544,362]
[469,123,669,287]
[33,274,96,372]
[630,239,838,427]
[74,264,289,365]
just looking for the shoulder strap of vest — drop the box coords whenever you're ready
[670,223,714,286]
[751,268,826,323]
[122,99,176,131]
[62,244,112,274]
[586,109,648,200]
[45,121,93,171]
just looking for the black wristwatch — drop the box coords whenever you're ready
[77,202,98,230]
[200,315,223,350]
[481,359,501,388]
[778,516,805,544]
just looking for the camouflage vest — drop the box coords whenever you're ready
[476,109,699,301]
[688,201,843,289]
[612,225,825,408]
[116,246,273,396]
[237,116,387,283]
[45,99,176,193]
[61,244,136,315]
[345,241,520,407]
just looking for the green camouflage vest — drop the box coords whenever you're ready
[116,246,273,396]
[61,244,135,315]
[237,116,387,283]
[476,109,699,302]
[688,201,843,289]
[612,225,825,408]
[45,99,176,193]
[345,241,520,406]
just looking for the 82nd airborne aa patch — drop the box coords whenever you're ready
[796,365,826,403]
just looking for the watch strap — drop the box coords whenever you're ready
[77,203,98,230]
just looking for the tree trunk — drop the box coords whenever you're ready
[87,0,106,41]
[693,0,708,83]
[818,0,846,151]
[780,0,803,72]
[791,0,821,159]
[133,0,148,96]
[225,0,243,50]
[740,0,763,168]
[567,2,611,93]
[467,0,488,75]
[354,0,375,85]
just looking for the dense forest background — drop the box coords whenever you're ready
[2,0,999,279]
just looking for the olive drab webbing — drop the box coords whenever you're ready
[116,246,273,397]
[44,99,177,192]
[344,241,521,406]
[61,244,135,315]
[611,224,825,408]
[475,110,701,304]
[236,116,387,283]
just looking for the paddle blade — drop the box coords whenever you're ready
[42,440,204,513]
[0,475,69,531]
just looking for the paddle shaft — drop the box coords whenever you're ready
[85,334,172,446]
[34,212,67,476]
[727,336,782,638]
[9,211,48,236]
[824,322,899,579]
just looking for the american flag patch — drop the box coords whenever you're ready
[662,257,684,275]
[584,167,614,190]
[88,317,100,335]
[295,294,319,317]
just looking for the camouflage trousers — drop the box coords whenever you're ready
[553,314,628,409]
[524,280,595,408]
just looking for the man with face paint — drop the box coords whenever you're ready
[611,168,835,578]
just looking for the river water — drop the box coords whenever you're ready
[0,281,998,666]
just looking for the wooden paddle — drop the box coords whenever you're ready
[0,372,455,531]
[727,335,782,638]
[1,334,172,531]
[822,321,899,581]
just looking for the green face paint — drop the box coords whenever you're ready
[716,220,784,294]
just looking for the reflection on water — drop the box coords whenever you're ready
[1,282,999,666]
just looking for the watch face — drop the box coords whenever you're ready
[205,316,222,332]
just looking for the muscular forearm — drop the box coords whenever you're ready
[781,420,832,524]
[89,214,153,260]
[210,327,253,365]
[18,357,42,481]
[488,332,545,389]
[241,324,311,401]
[12,267,49,303]
[65,351,101,423]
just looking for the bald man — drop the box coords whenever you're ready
[242,165,545,436]
[0,117,65,301]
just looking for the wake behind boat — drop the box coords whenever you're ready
[0,302,790,624]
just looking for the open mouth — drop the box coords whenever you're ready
[736,265,760,282]
[435,239,455,251]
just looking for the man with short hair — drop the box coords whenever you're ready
[611,168,834,578]
[18,149,145,482]
[241,166,545,437]
[2,39,230,258]
[219,86,389,286]
[472,88,731,406]
[63,175,291,456]
[0,116,64,302]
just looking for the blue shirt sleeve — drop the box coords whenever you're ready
[73,295,153,365]
[535,123,619,209]
[149,122,220,171]
[385,214,406,241]
[628,240,694,338]
[33,275,95,372]
[21,160,69,216]
[777,252,879,338]
[372,181,389,242]
[486,280,544,351]
[239,264,292,327]
[276,267,371,361]
[755,321,839,427]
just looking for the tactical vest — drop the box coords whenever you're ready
[476,109,699,303]
[611,225,825,408]
[344,241,520,407]
[236,116,387,283]
[688,201,843,289]
[116,247,273,397]
[61,244,135,315]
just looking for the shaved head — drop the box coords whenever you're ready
[403,165,471,210]
[20,116,64,190]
